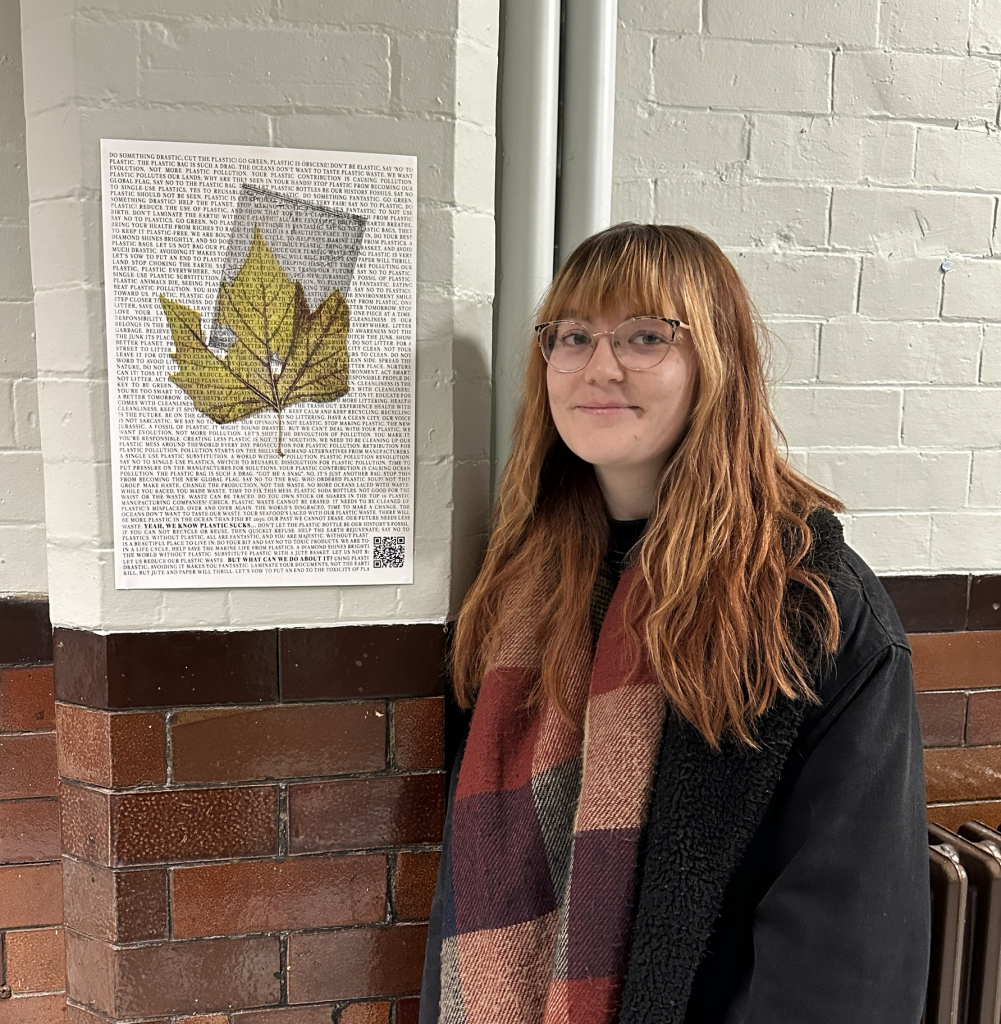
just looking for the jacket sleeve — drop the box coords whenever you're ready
[731,641,930,1024]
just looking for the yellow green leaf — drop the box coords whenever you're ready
[162,296,270,423]
[162,226,352,455]
[216,224,297,400]
[278,285,350,406]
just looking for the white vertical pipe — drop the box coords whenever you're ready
[557,0,618,262]
[491,0,561,493]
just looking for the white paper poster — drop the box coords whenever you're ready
[100,139,416,589]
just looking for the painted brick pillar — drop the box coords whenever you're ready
[52,624,446,1024]
[0,601,64,1022]
[16,0,495,1020]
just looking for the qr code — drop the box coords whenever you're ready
[372,536,405,569]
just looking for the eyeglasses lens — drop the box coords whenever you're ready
[540,318,675,371]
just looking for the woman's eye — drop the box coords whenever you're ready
[630,331,668,347]
[558,331,591,347]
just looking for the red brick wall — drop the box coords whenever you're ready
[916,631,1001,829]
[51,625,445,1024]
[0,664,66,1023]
[0,575,999,1023]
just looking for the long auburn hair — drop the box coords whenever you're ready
[453,223,844,747]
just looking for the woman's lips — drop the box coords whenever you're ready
[575,403,636,414]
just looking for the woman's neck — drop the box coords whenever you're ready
[595,462,662,520]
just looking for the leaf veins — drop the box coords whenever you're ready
[161,225,350,455]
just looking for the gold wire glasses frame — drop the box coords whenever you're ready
[534,316,691,373]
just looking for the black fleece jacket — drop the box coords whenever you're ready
[420,515,930,1024]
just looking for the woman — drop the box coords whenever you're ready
[420,224,929,1024]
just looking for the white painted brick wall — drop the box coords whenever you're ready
[653,37,833,113]
[20,0,497,628]
[881,0,972,53]
[706,0,879,46]
[819,318,981,384]
[615,0,1001,573]
[0,0,45,597]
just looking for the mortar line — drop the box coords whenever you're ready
[385,846,396,922]
[166,864,174,940]
[388,34,402,115]
[386,698,396,771]
[278,932,288,1005]
[829,50,835,114]
[277,783,289,859]
[164,709,174,786]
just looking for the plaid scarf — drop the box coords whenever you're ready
[437,565,666,1024]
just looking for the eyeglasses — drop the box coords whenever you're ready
[534,316,690,373]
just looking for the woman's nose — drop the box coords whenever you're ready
[584,333,624,381]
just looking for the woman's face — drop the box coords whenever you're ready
[545,299,698,493]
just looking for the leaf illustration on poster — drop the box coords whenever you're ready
[161,226,350,455]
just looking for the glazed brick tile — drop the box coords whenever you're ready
[289,775,445,853]
[65,1005,161,1024]
[0,798,60,863]
[1,993,66,1024]
[280,625,446,701]
[916,691,966,748]
[65,930,280,1018]
[966,690,1001,747]
[64,1007,105,1024]
[171,853,387,937]
[63,931,113,1020]
[170,702,386,784]
[0,863,63,928]
[6,927,66,994]
[59,783,278,866]
[232,1006,342,1024]
[56,704,166,788]
[971,576,1001,630]
[925,746,1001,803]
[63,858,168,943]
[393,698,444,771]
[340,1002,391,1024]
[928,800,1001,833]
[112,786,278,865]
[0,600,53,666]
[53,628,278,709]
[882,576,968,633]
[0,734,58,799]
[393,850,439,921]
[396,998,419,1024]
[0,667,55,732]
[910,631,1001,691]
[59,783,111,865]
[287,923,427,1003]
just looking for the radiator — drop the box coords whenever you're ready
[926,821,1001,1024]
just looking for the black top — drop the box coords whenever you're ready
[607,517,647,577]
[589,518,647,643]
